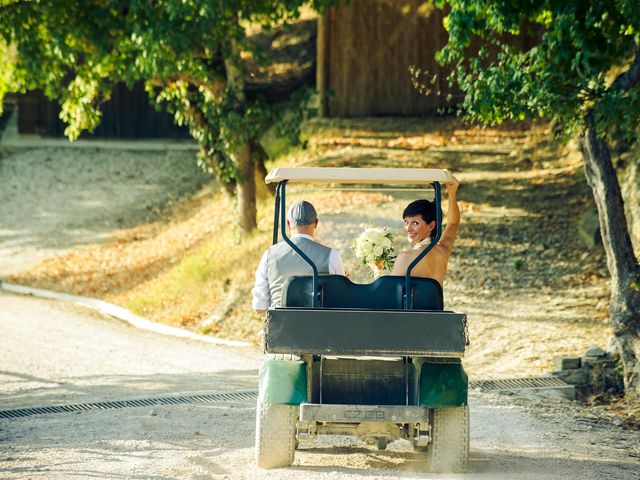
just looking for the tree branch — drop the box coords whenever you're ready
[611,47,640,92]
[148,74,226,98]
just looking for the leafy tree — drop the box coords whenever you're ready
[437,1,640,398]
[0,0,332,232]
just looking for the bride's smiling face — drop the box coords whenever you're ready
[403,215,435,244]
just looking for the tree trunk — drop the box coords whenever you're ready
[252,137,275,196]
[579,114,640,400]
[225,27,257,233]
[316,13,330,117]
[199,144,236,197]
[235,142,257,232]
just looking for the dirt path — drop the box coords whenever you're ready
[0,146,209,276]
[0,292,261,410]
[1,124,637,478]
[295,132,612,380]
[1,124,614,380]
[1,291,638,479]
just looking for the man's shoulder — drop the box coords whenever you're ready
[269,237,332,252]
[314,240,333,250]
[295,237,332,250]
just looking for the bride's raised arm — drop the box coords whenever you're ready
[438,179,460,256]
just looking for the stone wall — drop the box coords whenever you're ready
[551,346,624,398]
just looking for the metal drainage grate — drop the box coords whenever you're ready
[471,376,569,390]
[0,390,258,420]
[471,376,575,399]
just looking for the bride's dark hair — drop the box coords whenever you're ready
[402,199,440,240]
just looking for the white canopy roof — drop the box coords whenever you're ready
[265,167,456,185]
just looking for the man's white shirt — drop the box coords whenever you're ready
[251,233,345,311]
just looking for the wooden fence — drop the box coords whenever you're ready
[18,83,189,139]
[318,0,535,117]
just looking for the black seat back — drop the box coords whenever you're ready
[281,275,443,311]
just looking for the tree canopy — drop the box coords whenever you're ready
[438,1,640,139]
[436,0,640,398]
[0,0,334,231]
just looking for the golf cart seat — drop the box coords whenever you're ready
[281,275,443,311]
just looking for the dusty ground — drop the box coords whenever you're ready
[1,121,639,478]
[295,127,613,381]
[1,291,638,479]
[2,119,613,383]
[0,145,210,276]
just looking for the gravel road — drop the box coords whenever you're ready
[1,143,639,478]
[1,291,639,479]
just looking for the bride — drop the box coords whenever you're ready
[391,180,460,286]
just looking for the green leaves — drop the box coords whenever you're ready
[0,39,15,114]
[440,0,640,140]
[0,0,338,187]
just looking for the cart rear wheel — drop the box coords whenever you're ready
[426,406,469,473]
[255,402,297,469]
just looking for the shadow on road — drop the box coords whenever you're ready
[0,370,258,410]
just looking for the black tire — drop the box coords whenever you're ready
[255,402,297,469]
[426,406,469,473]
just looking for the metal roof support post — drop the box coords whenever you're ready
[405,182,443,309]
[278,181,320,308]
[272,183,281,245]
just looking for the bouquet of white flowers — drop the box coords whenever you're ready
[352,226,396,277]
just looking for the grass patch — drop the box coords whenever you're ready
[125,222,270,337]
[114,191,274,341]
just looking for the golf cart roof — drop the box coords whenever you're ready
[265,167,456,185]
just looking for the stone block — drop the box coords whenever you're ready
[578,208,602,248]
[553,356,581,370]
[585,346,606,357]
[551,368,589,385]
[582,356,618,369]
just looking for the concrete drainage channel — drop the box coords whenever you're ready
[0,377,574,420]
[0,391,258,419]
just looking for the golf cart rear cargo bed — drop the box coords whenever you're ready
[266,308,468,357]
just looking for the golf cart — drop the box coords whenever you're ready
[255,167,469,472]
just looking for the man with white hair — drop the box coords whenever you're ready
[252,200,345,314]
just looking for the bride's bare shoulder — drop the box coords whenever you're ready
[395,250,418,262]
[391,250,414,274]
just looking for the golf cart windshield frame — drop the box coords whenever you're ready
[270,169,447,310]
